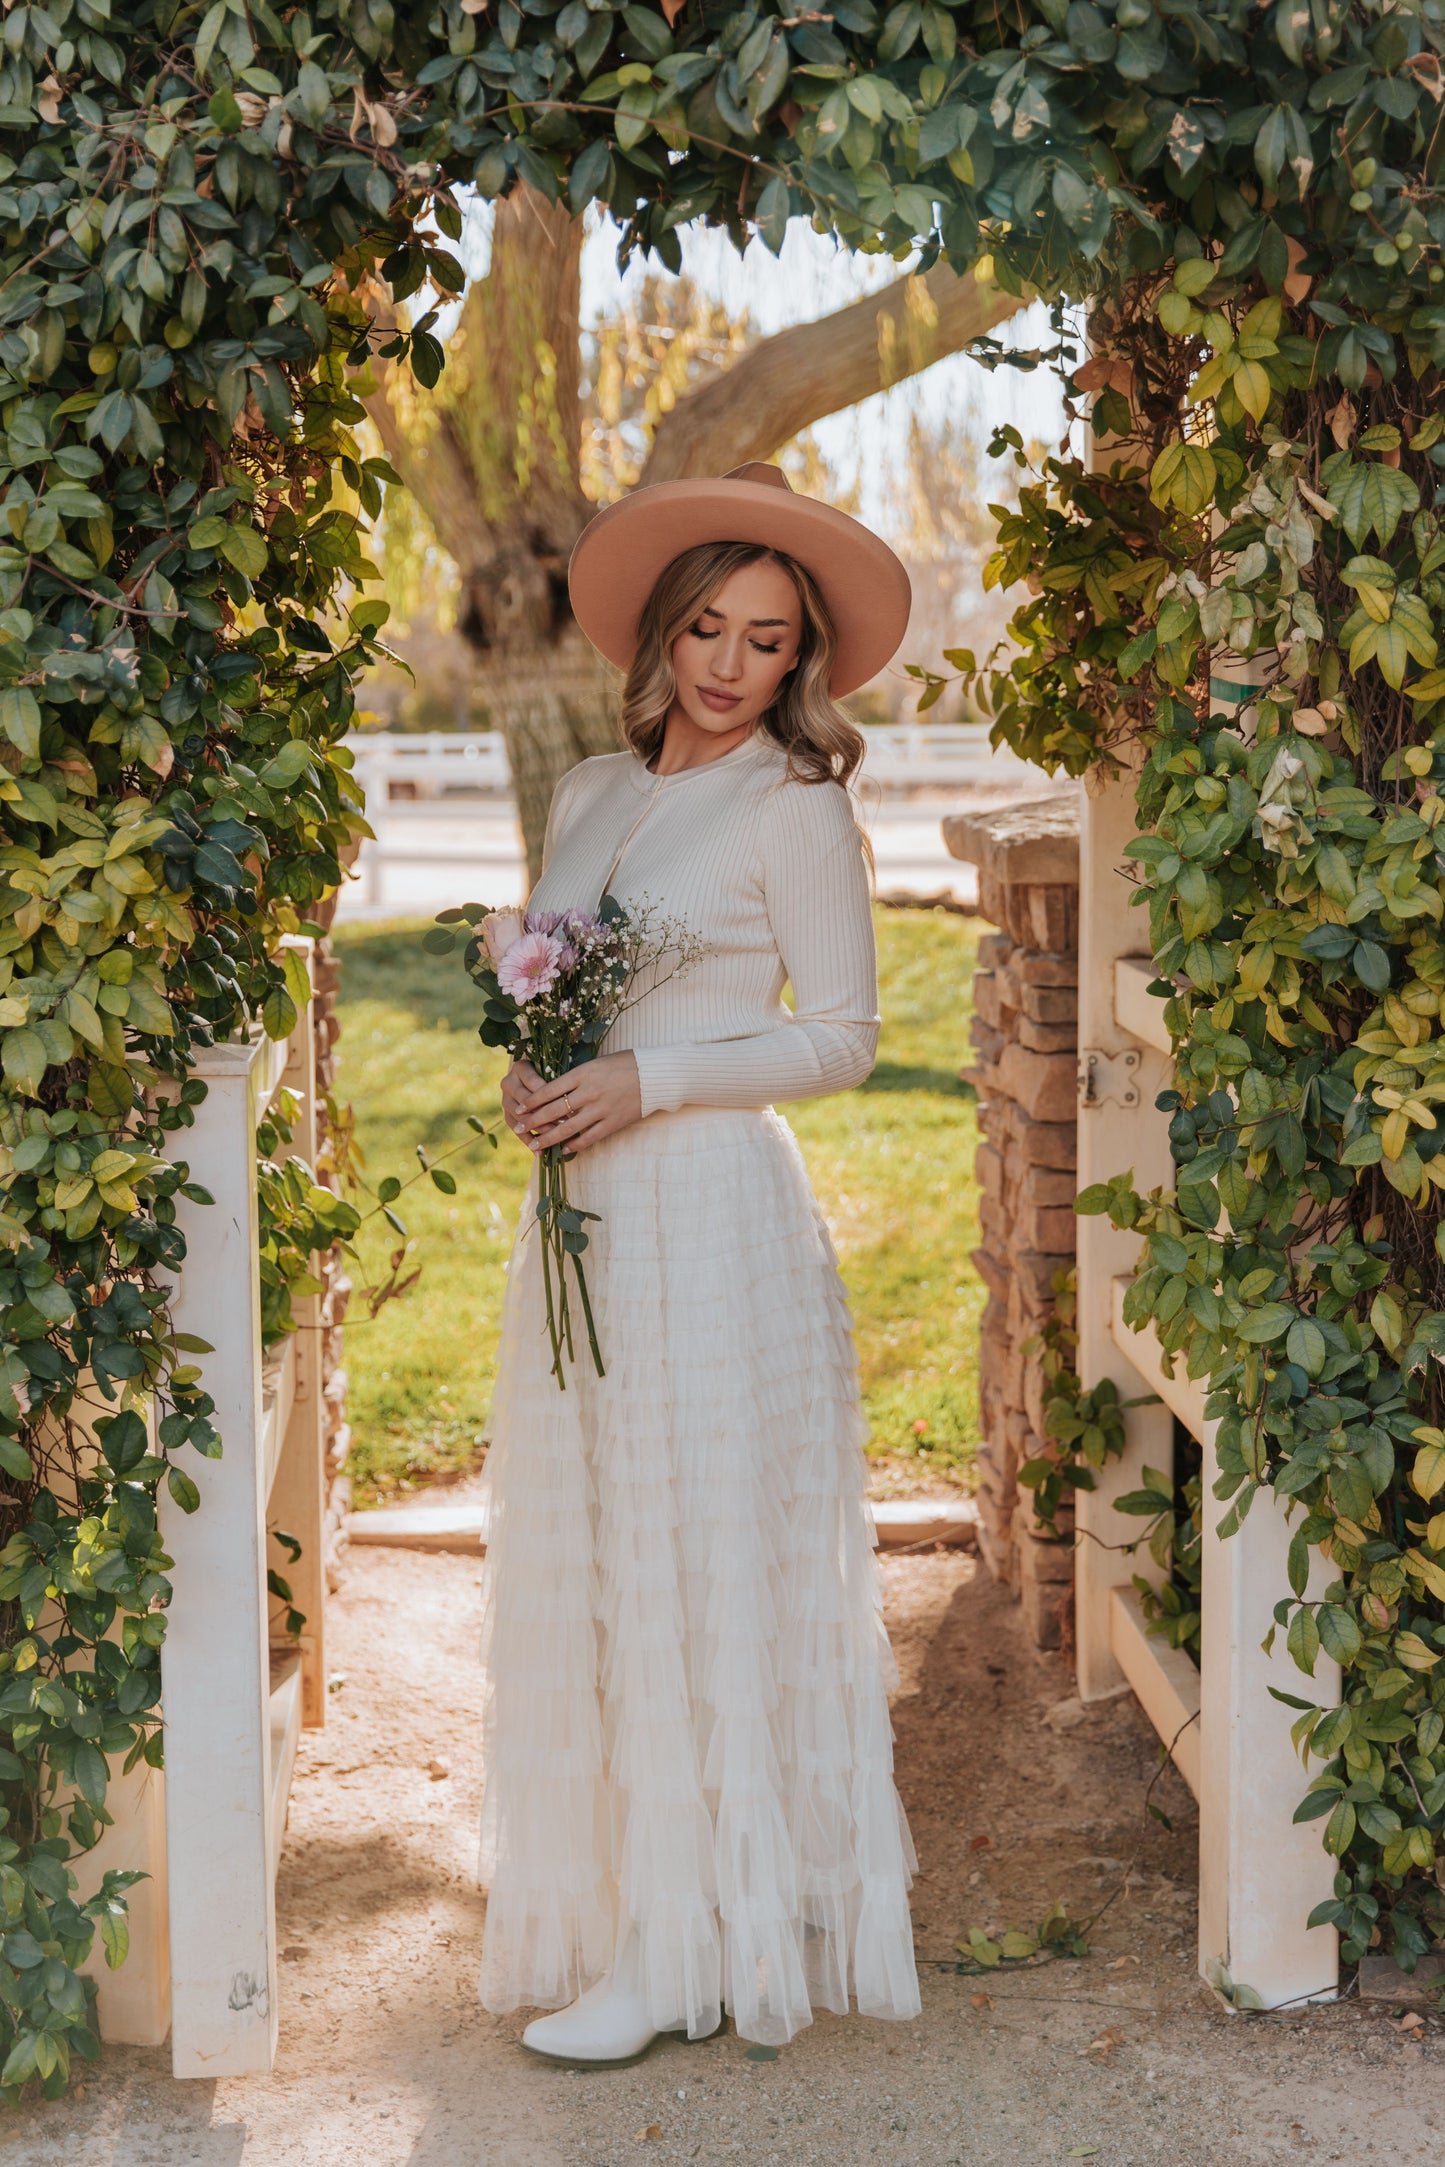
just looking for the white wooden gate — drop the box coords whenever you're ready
[75,941,327,2071]
[1073,766,1341,2009]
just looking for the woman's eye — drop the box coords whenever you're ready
[688,622,719,640]
[751,642,781,655]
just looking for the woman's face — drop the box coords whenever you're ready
[669,559,803,741]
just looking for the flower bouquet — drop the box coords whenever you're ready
[428,895,702,1387]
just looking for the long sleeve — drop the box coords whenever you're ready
[629,781,879,1117]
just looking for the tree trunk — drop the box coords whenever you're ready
[479,629,620,879]
[364,214,1031,882]
[363,187,622,877]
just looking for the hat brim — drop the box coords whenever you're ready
[567,478,912,698]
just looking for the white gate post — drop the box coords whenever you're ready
[1197,1463,1340,2006]
[1073,727,1340,2009]
[268,943,328,1729]
[159,1036,281,2076]
[1073,765,1175,1699]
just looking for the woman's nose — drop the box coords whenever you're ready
[711,640,744,681]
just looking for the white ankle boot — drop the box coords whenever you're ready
[521,1972,659,2066]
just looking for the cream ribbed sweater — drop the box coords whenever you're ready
[525,733,879,1119]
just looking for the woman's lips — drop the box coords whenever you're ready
[698,686,742,710]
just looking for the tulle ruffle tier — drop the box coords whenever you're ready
[477,1106,920,2045]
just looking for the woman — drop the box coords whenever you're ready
[478,462,922,2064]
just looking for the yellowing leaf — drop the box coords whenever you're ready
[1234,358,1272,422]
[1406,1548,1445,1601]
[1411,1440,1445,1500]
[1382,1108,1411,1159]
[1395,1631,1441,1671]
[1150,440,1217,516]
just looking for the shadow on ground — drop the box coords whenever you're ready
[12,1549,1443,2167]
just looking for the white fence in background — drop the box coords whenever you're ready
[349,722,1032,808]
[346,725,1040,915]
[76,940,328,2074]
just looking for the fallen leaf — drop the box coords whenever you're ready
[1395,2010,1425,2034]
[744,2044,778,2062]
[970,1833,993,1851]
[634,2125,663,2142]
[1067,2150,1100,2159]
[970,1991,992,2010]
[1110,1953,1138,1969]
[1080,2027,1125,2061]
[427,1758,449,1780]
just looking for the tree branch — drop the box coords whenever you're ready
[638,264,1030,484]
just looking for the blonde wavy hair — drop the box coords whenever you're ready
[620,540,867,791]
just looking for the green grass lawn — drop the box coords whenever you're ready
[332,906,983,1503]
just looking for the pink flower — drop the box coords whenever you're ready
[497,930,566,1004]
[482,909,525,968]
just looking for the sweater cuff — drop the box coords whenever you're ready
[630,1045,694,1119]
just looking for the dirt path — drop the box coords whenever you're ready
[9,1546,1443,2167]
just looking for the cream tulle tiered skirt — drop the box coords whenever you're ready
[476,1106,920,2045]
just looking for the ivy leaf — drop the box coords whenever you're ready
[220,524,268,580]
[259,739,314,790]
[1233,358,1271,423]
[1317,1604,1361,1665]
[1411,1438,1445,1501]
[281,947,312,1015]
[1287,1603,1321,1676]
[1237,1302,1294,1343]
[1352,939,1391,992]
[167,1465,201,1513]
[1,1028,47,1094]
[1285,1317,1326,1376]
[72,1741,109,1811]
[0,1435,33,1482]
[98,1905,129,1970]
[0,685,41,758]
[756,173,790,256]
[261,987,298,1041]
[1149,441,1216,515]
[568,136,611,214]
[1328,461,1419,549]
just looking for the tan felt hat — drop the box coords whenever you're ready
[567,462,912,697]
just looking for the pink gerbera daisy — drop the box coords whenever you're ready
[497,930,566,1004]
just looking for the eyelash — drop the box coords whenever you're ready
[689,623,782,655]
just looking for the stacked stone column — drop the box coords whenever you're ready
[943,794,1082,1649]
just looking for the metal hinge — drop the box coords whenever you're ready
[1078,1047,1141,1110]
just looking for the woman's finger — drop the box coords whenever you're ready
[521,1073,577,1118]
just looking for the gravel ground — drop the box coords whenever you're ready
[8,1544,1444,2167]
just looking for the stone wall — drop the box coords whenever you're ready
[944,794,1082,1650]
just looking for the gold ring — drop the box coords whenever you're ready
[563,1092,574,1117]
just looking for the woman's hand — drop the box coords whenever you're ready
[508,1052,642,1156]
[500,1058,545,1141]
